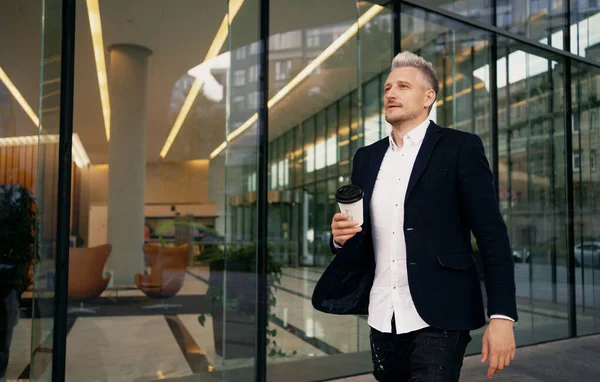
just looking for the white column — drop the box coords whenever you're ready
[106,44,151,286]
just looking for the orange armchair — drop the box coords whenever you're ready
[67,244,112,314]
[135,244,188,310]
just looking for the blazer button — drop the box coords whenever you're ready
[406,227,414,231]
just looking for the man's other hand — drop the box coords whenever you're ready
[481,318,516,379]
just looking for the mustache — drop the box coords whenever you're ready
[386,103,403,108]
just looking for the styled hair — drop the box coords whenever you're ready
[391,51,439,102]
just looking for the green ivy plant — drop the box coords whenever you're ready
[198,243,297,358]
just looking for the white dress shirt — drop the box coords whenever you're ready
[368,118,431,334]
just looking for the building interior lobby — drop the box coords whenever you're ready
[1,0,600,381]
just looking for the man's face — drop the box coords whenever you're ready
[384,66,435,125]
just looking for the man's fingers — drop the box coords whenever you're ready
[335,234,356,243]
[487,355,499,378]
[510,349,516,361]
[332,227,362,236]
[480,337,489,363]
[332,213,349,221]
[504,356,511,368]
[334,220,360,229]
[497,356,505,371]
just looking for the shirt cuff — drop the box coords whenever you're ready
[490,314,515,322]
[333,240,342,249]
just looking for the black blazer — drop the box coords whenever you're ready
[312,122,518,331]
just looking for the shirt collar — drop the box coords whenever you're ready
[388,118,431,151]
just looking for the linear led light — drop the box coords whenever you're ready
[72,133,91,167]
[0,66,41,130]
[86,0,111,141]
[209,4,384,159]
[0,134,91,168]
[160,0,245,159]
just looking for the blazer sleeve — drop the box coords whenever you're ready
[457,133,518,322]
[330,147,364,255]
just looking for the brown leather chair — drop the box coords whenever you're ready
[67,244,112,314]
[135,244,188,309]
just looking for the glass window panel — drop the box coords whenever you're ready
[350,89,362,156]
[294,126,303,187]
[338,95,351,177]
[315,110,327,181]
[420,0,494,25]
[67,0,262,380]
[0,1,62,379]
[497,0,566,51]
[572,61,600,335]
[497,34,570,345]
[326,103,338,179]
[570,0,600,63]
[363,77,381,146]
[303,117,316,183]
[268,0,362,376]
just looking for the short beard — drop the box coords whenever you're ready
[386,109,420,125]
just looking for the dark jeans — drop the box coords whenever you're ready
[370,317,471,382]
[0,289,19,379]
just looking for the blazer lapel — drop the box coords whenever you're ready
[405,122,443,200]
[362,138,389,226]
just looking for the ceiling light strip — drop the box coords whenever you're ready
[209,4,384,159]
[86,0,111,141]
[72,133,91,167]
[0,66,41,130]
[159,79,204,158]
[160,0,245,159]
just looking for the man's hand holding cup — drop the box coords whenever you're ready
[331,213,362,246]
[332,185,364,247]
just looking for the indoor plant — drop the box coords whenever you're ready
[198,243,296,359]
[0,185,37,289]
[0,185,36,379]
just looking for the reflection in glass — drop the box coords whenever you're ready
[0,1,62,380]
[63,0,263,380]
[497,36,569,343]
[572,62,600,335]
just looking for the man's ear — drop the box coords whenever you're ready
[424,89,436,109]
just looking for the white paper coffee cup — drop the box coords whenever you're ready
[335,185,364,226]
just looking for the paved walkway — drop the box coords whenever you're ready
[330,334,600,381]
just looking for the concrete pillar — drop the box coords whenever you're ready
[106,44,152,286]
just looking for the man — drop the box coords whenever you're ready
[312,51,517,381]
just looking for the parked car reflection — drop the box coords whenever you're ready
[574,241,600,268]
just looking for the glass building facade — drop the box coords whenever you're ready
[0,0,599,381]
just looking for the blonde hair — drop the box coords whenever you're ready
[391,51,439,101]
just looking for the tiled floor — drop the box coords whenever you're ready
[3,264,600,381]
[65,316,193,382]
